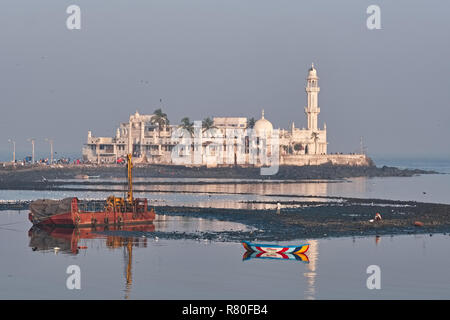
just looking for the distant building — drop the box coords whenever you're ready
[83,110,175,164]
[83,65,369,166]
[212,117,247,129]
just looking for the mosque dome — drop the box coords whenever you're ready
[254,110,273,136]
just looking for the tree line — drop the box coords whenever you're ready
[150,108,257,136]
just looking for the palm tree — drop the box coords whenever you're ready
[202,117,216,133]
[247,117,256,129]
[293,143,304,153]
[179,117,194,136]
[150,108,169,137]
[311,132,320,154]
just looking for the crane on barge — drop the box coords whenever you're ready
[102,153,153,225]
[29,154,156,227]
[106,154,136,214]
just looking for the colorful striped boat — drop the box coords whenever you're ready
[243,251,309,263]
[242,240,309,254]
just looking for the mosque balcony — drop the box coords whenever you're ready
[304,107,320,113]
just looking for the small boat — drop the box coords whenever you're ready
[242,240,309,254]
[243,251,309,263]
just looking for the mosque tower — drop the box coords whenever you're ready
[304,63,320,131]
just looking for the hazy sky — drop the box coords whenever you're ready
[1,0,449,160]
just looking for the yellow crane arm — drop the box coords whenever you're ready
[127,154,133,203]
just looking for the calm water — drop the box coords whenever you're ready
[0,211,449,299]
[1,157,449,299]
[2,157,450,208]
[1,172,450,208]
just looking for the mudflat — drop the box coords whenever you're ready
[3,196,450,242]
[149,197,450,241]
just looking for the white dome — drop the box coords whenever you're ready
[254,110,273,136]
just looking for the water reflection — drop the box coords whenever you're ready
[5,172,450,212]
[62,179,332,198]
[242,251,309,263]
[303,240,318,300]
[241,240,318,299]
[375,235,381,245]
[5,208,446,299]
[28,224,154,255]
[28,224,155,299]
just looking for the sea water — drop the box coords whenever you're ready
[0,210,449,299]
[0,157,449,299]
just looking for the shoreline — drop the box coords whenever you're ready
[0,163,439,190]
[3,196,450,242]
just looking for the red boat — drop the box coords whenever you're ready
[28,154,156,227]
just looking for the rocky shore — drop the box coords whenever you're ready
[0,163,438,190]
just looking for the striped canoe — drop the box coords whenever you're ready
[242,240,309,254]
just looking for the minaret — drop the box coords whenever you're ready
[304,63,320,131]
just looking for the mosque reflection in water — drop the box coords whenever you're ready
[81,176,369,210]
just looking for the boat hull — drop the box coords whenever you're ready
[29,197,156,227]
[242,241,309,254]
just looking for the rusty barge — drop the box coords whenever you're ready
[29,154,156,227]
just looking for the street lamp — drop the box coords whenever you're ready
[45,138,54,164]
[8,139,15,163]
[27,138,35,164]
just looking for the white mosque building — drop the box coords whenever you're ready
[83,65,370,167]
